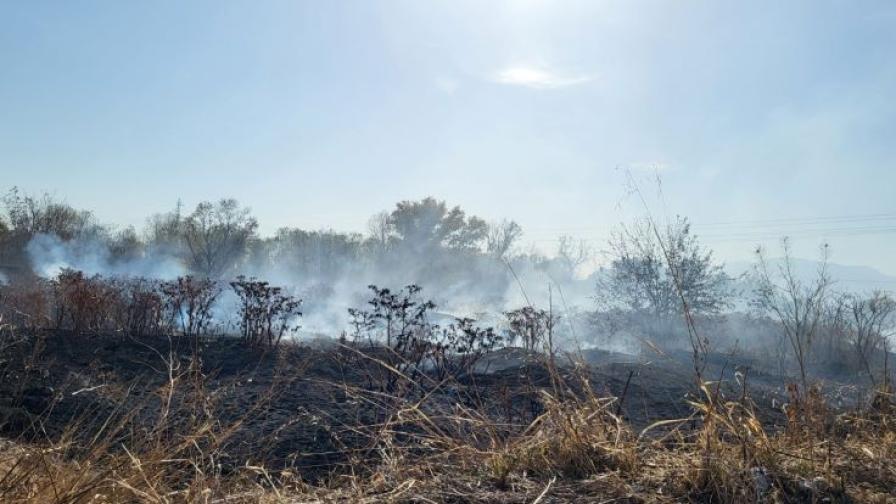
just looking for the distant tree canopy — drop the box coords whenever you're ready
[182,199,258,279]
[0,191,522,301]
[144,202,185,253]
[1,188,101,270]
[2,188,98,241]
[385,197,491,253]
[261,227,366,281]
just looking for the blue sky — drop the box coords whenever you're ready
[2,1,895,275]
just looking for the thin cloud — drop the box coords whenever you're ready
[491,65,591,89]
[434,76,459,95]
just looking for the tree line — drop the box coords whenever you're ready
[1,187,893,390]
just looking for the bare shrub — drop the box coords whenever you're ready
[230,276,302,348]
[347,284,436,393]
[485,219,522,258]
[431,317,503,381]
[347,305,376,346]
[122,277,166,338]
[366,284,434,349]
[504,306,554,353]
[753,239,831,391]
[555,234,591,278]
[159,276,220,348]
[843,291,895,388]
[51,269,118,335]
[0,276,53,330]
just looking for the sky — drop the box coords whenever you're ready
[2,1,895,276]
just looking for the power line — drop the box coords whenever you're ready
[529,227,896,243]
[696,212,896,229]
[523,211,896,235]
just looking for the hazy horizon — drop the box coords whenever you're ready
[3,1,895,274]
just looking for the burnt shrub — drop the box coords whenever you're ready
[160,276,220,347]
[0,276,53,330]
[52,269,119,335]
[504,306,553,353]
[431,317,503,381]
[230,276,302,348]
[346,285,499,391]
[120,277,166,338]
[347,284,436,392]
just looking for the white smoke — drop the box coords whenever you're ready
[26,233,185,280]
[21,232,600,345]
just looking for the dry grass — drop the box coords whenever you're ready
[1,322,896,503]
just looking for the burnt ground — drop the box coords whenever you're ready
[0,330,858,482]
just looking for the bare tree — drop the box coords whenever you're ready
[1,188,101,272]
[107,226,144,264]
[182,199,258,279]
[366,210,393,254]
[556,235,591,277]
[753,239,831,391]
[145,200,185,252]
[2,188,97,240]
[486,219,522,258]
[838,291,896,387]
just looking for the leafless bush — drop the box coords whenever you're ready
[230,276,302,348]
[367,284,434,348]
[347,305,376,346]
[51,269,119,335]
[826,291,896,387]
[431,317,503,381]
[753,239,831,391]
[1,273,172,339]
[504,306,554,353]
[159,276,220,348]
[0,276,53,330]
[347,284,436,393]
[121,277,166,338]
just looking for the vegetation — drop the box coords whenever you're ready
[1,189,895,502]
[230,276,302,348]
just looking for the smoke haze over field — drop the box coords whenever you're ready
[7,196,602,336]
[26,233,186,280]
[0,1,893,366]
[20,231,594,336]
[2,189,894,390]
[2,2,896,276]
[10,194,894,349]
